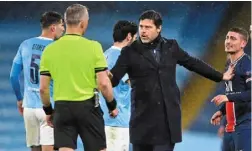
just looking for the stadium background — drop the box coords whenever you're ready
[0,1,251,151]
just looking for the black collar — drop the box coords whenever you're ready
[139,34,162,48]
[65,34,82,37]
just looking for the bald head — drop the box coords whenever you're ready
[64,4,89,26]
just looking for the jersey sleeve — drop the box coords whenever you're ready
[13,42,24,65]
[10,42,25,101]
[244,62,251,88]
[40,47,51,76]
[10,63,23,101]
[93,41,108,73]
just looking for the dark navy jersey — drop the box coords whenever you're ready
[220,53,251,126]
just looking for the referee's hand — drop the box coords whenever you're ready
[46,115,54,128]
[109,108,119,118]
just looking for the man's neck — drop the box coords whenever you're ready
[230,50,245,63]
[140,34,161,47]
[40,30,54,40]
[65,28,83,36]
[113,41,128,49]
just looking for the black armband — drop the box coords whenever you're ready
[43,103,53,115]
[106,98,117,112]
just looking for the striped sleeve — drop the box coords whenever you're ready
[93,41,108,73]
[40,47,51,76]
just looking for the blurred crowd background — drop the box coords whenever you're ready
[0,1,251,151]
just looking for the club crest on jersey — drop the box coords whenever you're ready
[225,81,233,92]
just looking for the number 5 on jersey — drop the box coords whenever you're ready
[30,54,41,84]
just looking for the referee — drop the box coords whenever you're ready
[39,4,118,151]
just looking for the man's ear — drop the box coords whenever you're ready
[80,20,84,29]
[157,25,162,33]
[50,25,56,32]
[127,33,132,41]
[241,40,247,49]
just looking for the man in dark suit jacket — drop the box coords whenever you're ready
[110,10,234,151]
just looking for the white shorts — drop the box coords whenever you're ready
[105,126,129,151]
[23,108,54,147]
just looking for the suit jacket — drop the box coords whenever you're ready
[111,36,223,144]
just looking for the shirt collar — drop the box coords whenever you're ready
[230,53,245,66]
[111,46,122,51]
[37,36,53,41]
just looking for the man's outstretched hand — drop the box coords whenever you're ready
[222,64,235,81]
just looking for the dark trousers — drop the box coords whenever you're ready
[133,143,175,151]
[222,120,251,151]
[53,98,106,151]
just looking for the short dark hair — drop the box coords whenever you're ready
[113,20,138,42]
[40,11,63,29]
[229,27,249,42]
[139,10,162,27]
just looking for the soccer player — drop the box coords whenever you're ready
[39,4,118,151]
[9,11,65,151]
[211,27,251,151]
[99,20,137,151]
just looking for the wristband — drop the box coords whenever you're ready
[43,104,53,115]
[106,98,117,112]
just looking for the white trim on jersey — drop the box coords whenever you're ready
[37,36,53,41]
[230,53,245,66]
[111,46,122,51]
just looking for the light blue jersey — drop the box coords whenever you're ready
[10,37,54,108]
[99,46,131,128]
